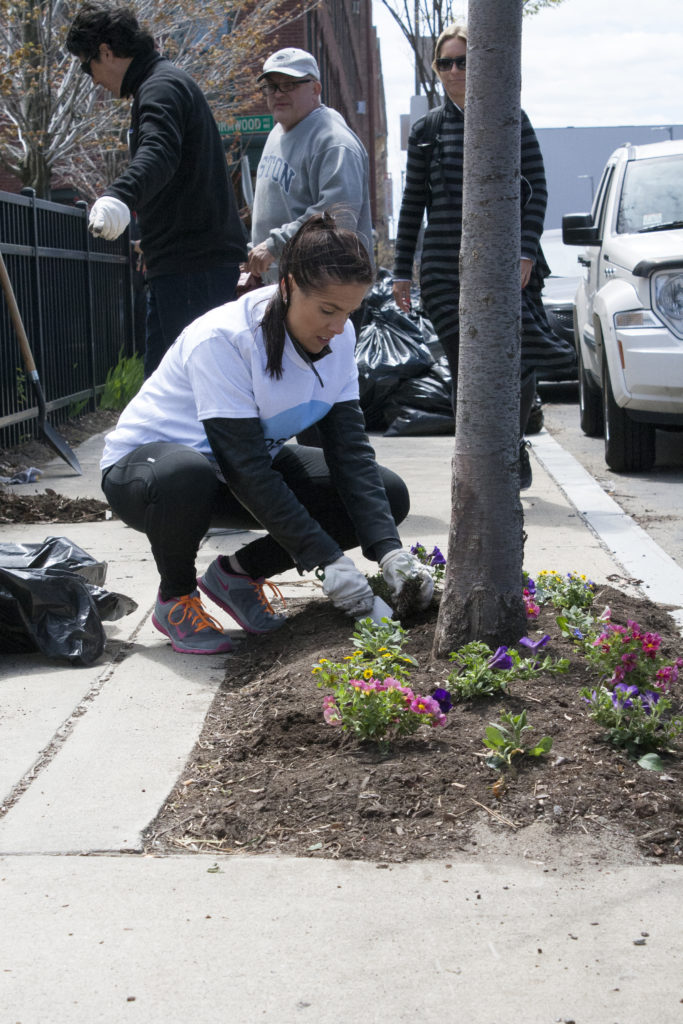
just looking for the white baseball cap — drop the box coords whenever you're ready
[257,47,320,82]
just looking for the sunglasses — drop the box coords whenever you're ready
[259,78,314,96]
[435,56,466,72]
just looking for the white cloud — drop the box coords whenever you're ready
[521,0,683,126]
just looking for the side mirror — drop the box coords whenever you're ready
[562,213,601,246]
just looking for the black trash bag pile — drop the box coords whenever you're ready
[356,274,454,436]
[0,536,137,665]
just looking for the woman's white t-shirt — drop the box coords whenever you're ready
[101,285,359,470]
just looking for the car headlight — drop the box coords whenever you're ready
[652,270,683,338]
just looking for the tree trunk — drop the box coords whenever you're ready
[22,147,52,199]
[433,0,527,657]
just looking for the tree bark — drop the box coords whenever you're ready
[433,0,527,657]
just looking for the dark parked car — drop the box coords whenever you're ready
[539,228,581,381]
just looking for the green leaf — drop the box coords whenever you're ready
[485,754,506,770]
[528,736,553,756]
[637,752,665,772]
[484,726,505,748]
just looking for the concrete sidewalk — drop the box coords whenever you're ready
[1,430,681,1023]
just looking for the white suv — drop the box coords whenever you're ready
[562,139,683,472]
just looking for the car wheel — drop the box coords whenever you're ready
[578,344,603,437]
[602,357,656,472]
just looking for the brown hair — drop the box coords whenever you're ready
[260,212,374,379]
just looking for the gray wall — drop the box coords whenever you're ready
[536,124,683,228]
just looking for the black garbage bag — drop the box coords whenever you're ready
[385,359,454,419]
[361,268,395,313]
[383,358,455,437]
[0,537,137,665]
[0,536,107,585]
[356,308,435,429]
[384,408,456,437]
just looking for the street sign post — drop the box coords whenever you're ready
[219,115,274,136]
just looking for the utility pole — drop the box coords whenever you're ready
[414,0,420,94]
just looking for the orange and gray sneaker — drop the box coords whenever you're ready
[152,590,233,655]
[198,557,287,634]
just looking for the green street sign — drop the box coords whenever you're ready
[219,115,274,136]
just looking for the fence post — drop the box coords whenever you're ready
[76,199,97,413]
[19,187,46,432]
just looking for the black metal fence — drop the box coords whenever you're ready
[0,189,133,449]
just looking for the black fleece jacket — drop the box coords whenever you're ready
[105,53,247,278]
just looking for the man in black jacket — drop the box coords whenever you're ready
[67,3,247,376]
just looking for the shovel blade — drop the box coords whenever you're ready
[41,418,83,475]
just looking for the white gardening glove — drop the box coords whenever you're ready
[320,555,374,618]
[380,549,434,610]
[88,196,130,240]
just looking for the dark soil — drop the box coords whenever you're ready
[0,409,116,523]
[145,586,683,866]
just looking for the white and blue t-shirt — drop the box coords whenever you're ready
[101,285,359,470]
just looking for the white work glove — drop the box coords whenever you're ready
[320,555,374,618]
[88,196,130,240]
[380,549,434,610]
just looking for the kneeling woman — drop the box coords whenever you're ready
[101,214,433,654]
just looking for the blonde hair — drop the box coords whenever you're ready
[431,22,468,70]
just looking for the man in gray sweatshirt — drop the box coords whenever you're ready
[247,47,374,283]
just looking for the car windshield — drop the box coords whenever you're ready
[617,153,683,234]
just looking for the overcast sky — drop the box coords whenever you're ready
[372,0,683,227]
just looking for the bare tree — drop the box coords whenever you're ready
[0,0,314,199]
[379,0,564,107]
[432,0,527,654]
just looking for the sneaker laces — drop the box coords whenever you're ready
[251,578,286,615]
[167,593,225,634]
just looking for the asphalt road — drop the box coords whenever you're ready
[538,382,683,571]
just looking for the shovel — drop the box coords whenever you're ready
[0,250,82,475]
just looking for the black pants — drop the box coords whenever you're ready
[144,265,241,378]
[102,442,409,600]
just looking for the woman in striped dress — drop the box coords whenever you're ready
[392,22,575,488]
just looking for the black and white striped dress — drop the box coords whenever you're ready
[393,98,576,385]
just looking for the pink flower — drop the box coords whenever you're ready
[410,695,440,716]
[641,632,661,658]
[323,704,342,726]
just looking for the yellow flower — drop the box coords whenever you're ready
[363,668,373,679]
[378,647,388,653]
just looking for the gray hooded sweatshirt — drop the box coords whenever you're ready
[250,105,374,282]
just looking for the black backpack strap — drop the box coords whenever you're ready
[413,105,446,212]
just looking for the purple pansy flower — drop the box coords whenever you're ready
[488,646,513,670]
[611,683,639,709]
[519,634,550,655]
[432,687,453,714]
[640,690,661,715]
[429,546,446,567]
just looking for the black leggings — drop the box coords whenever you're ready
[102,442,409,600]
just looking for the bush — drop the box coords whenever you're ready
[99,350,144,411]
